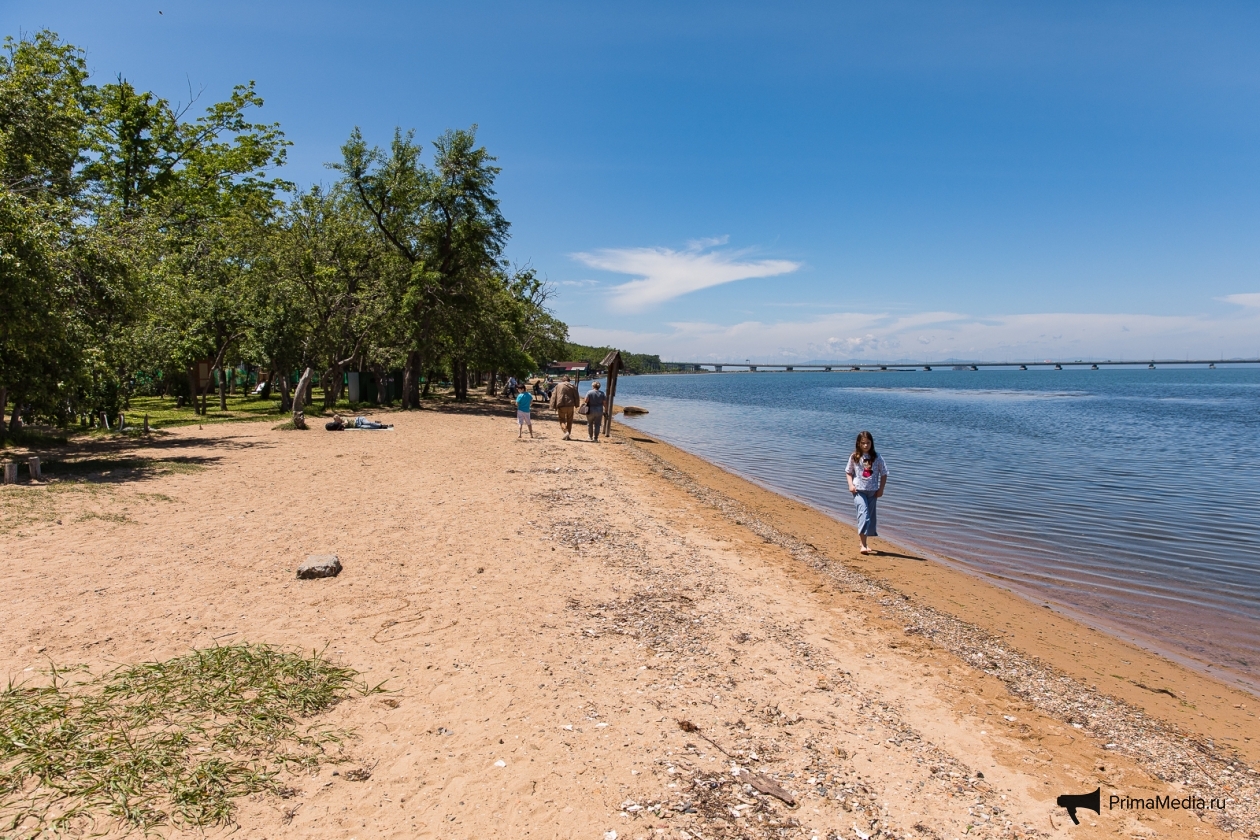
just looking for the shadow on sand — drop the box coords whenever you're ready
[11,430,277,486]
[868,549,929,562]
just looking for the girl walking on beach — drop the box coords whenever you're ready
[845,430,888,555]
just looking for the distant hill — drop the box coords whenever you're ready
[558,343,688,374]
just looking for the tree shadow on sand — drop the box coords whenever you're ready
[9,431,277,486]
[39,456,221,484]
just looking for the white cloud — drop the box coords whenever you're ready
[1218,292,1260,308]
[570,239,800,312]
[569,305,1260,363]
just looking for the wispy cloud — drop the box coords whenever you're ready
[1218,292,1260,308]
[571,238,800,312]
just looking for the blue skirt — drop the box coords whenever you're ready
[853,491,878,536]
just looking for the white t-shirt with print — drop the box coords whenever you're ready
[846,454,888,493]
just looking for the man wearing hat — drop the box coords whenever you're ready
[548,374,580,440]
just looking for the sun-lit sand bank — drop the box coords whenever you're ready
[2,406,1256,838]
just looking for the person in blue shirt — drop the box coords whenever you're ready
[515,389,534,438]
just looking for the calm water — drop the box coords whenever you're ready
[607,368,1260,689]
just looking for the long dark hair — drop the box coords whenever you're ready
[851,430,877,462]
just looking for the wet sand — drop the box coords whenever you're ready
[2,407,1256,838]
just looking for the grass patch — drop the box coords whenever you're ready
[121,390,366,432]
[0,645,378,836]
[0,482,101,534]
[123,394,289,430]
[133,492,174,503]
[41,457,209,480]
[74,511,131,524]
[0,429,69,450]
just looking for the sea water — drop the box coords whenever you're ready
[608,368,1260,689]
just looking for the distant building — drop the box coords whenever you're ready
[548,361,591,375]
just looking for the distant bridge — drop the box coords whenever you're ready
[662,358,1260,372]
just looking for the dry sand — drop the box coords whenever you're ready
[2,405,1258,839]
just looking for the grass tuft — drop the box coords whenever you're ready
[0,645,378,836]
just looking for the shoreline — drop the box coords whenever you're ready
[614,400,1260,695]
[612,420,1259,764]
[3,408,1257,837]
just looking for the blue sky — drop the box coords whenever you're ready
[6,1,1260,361]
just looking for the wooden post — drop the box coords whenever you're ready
[143,413,150,434]
[601,350,623,438]
[2,463,16,484]
[28,456,41,481]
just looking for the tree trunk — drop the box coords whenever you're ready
[300,370,314,408]
[402,351,421,408]
[324,363,344,409]
[451,359,465,400]
[0,387,6,443]
[421,375,430,397]
[10,400,22,434]
[401,357,416,409]
[218,367,228,411]
[292,367,312,429]
[373,364,388,404]
[486,369,497,396]
[278,374,292,412]
[259,370,272,400]
[409,352,422,405]
[187,367,198,414]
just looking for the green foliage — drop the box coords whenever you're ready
[560,342,669,374]
[0,27,613,432]
[0,645,375,835]
[0,31,92,198]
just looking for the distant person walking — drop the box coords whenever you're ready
[582,381,607,442]
[549,375,580,440]
[845,430,888,555]
[515,388,534,438]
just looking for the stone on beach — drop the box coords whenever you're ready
[297,553,342,579]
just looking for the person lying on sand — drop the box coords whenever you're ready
[325,414,393,431]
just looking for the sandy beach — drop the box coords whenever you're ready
[2,405,1257,839]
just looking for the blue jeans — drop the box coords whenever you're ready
[853,491,878,536]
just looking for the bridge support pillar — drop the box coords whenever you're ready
[749,366,757,372]
[714,365,722,372]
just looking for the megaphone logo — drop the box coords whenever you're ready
[1056,787,1101,825]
